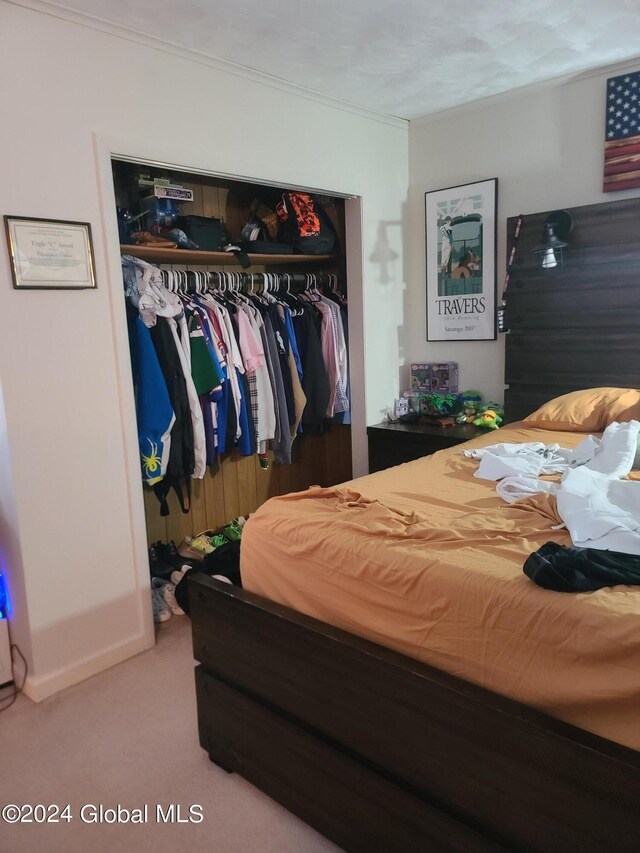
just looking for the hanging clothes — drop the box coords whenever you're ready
[148,317,195,515]
[127,309,175,486]
[321,295,349,415]
[123,260,350,513]
[253,306,281,453]
[167,314,206,478]
[262,310,293,465]
[278,305,307,438]
[235,303,275,449]
[293,304,331,434]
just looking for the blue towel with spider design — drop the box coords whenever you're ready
[132,317,175,485]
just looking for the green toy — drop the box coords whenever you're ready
[456,400,478,424]
[420,392,457,418]
[473,408,503,430]
[484,401,505,419]
[456,390,483,424]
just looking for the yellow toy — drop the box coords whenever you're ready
[473,409,502,430]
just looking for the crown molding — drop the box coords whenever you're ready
[410,54,640,127]
[7,0,408,130]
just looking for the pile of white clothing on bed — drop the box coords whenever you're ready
[466,421,640,555]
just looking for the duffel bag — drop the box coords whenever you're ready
[174,215,231,251]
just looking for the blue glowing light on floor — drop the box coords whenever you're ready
[0,572,9,620]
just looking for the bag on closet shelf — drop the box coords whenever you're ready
[239,219,294,255]
[239,206,294,255]
[174,215,231,252]
[238,238,295,254]
[275,191,337,255]
[225,224,294,268]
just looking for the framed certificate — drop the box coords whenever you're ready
[4,215,97,290]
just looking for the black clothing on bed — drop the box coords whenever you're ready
[523,541,640,592]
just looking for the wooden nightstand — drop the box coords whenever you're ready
[367,421,486,473]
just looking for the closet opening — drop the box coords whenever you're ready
[111,158,355,625]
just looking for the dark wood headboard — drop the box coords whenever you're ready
[504,197,640,422]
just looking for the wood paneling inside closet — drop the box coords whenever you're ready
[143,426,352,546]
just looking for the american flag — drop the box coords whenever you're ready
[603,70,640,192]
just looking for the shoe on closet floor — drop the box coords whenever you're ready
[194,528,229,549]
[221,520,243,542]
[161,581,185,616]
[152,577,184,616]
[155,540,180,567]
[148,542,175,581]
[148,542,164,574]
[151,578,172,623]
[177,535,213,561]
[155,540,194,573]
[170,565,192,586]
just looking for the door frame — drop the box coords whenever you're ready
[92,132,366,648]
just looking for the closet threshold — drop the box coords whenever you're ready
[119,245,335,267]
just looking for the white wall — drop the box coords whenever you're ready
[0,1,408,697]
[407,66,640,403]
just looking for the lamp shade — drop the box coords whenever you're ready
[531,210,573,270]
[531,223,569,255]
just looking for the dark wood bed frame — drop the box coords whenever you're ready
[188,198,640,851]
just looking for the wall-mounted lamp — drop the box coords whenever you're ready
[531,210,573,271]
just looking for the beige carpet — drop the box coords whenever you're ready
[0,616,339,853]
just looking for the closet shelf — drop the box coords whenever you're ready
[119,244,335,267]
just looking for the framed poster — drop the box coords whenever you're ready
[4,215,96,290]
[425,178,497,341]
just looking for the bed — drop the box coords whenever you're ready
[188,200,640,851]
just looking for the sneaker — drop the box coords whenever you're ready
[191,535,215,555]
[166,540,181,562]
[170,566,191,586]
[194,528,229,549]
[148,541,162,572]
[222,520,243,542]
[155,540,181,568]
[149,542,174,580]
[151,578,172,622]
[177,536,211,561]
[161,581,185,616]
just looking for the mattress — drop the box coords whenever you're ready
[241,423,640,750]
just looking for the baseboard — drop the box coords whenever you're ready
[22,632,152,702]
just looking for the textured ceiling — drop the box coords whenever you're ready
[42,0,640,119]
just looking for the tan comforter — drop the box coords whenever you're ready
[241,423,640,750]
